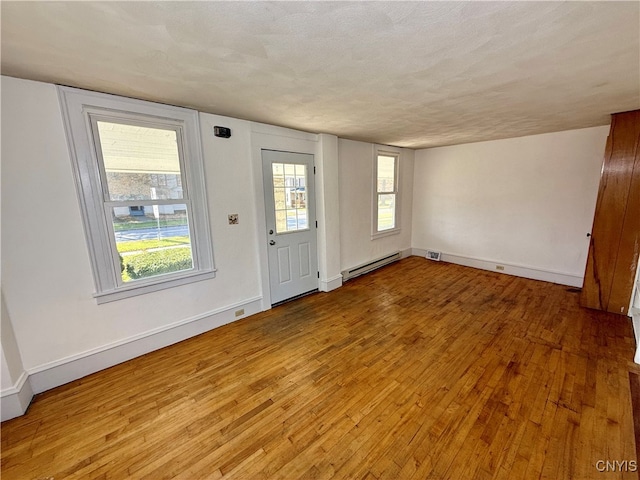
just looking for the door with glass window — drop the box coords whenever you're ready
[262,150,318,304]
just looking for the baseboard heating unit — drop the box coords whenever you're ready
[341,252,401,282]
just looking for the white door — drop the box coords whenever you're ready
[262,150,318,305]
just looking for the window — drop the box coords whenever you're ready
[59,87,215,303]
[373,148,400,237]
[271,162,308,233]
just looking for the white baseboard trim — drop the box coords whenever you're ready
[1,371,34,421]
[411,249,583,287]
[320,274,343,292]
[400,247,413,259]
[27,296,263,394]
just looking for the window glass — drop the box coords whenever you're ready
[377,194,396,231]
[111,205,194,282]
[374,151,399,235]
[272,162,308,234]
[377,155,396,193]
[93,120,197,283]
[97,121,184,201]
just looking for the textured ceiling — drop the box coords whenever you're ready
[2,1,639,148]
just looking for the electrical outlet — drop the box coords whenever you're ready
[228,214,238,225]
[235,309,244,317]
[496,265,505,271]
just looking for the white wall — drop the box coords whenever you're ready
[1,293,24,391]
[0,76,291,392]
[338,139,414,271]
[316,134,343,291]
[631,261,640,364]
[1,292,34,420]
[412,126,609,286]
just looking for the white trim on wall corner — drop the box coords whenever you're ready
[0,370,29,397]
[27,297,263,394]
[411,249,583,287]
[0,371,34,421]
[631,309,640,365]
[320,274,343,292]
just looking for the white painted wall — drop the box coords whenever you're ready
[1,291,35,420]
[412,126,609,285]
[0,76,269,391]
[338,139,414,271]
[316,134,342,291]
[631,261,640,364]
[1,293,24,391]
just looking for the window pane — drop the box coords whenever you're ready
[112,205,193,282]
[96,121,184,201]
[377,194,396,231]
[272,162,309,234]
[377,155,396,193]
[286,209,298,231]
[297,208,308,229]
[274,187,286,210]
[275,210,287,233]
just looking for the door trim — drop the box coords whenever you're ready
[262,149,319,305]
[250,125,320,310]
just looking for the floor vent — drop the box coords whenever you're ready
[426,250,441,261]
[342,252,401,282]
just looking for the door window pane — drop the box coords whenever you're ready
[272,162,309,234]
[96,121,184,201]
[112,205,193,282]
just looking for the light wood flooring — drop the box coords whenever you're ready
[2,257,640,479]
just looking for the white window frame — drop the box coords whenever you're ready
[58,86,215,304]
[372,146,401,238]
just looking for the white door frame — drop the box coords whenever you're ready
[250,123,320,310]
[262,150,318,304]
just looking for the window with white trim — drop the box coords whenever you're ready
[373,148,400,237]
[59,87,215,303]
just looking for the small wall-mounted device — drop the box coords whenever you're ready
[214,126,231,138]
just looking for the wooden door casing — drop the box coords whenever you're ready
[581,110,640,315]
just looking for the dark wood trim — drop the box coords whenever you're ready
[581,110,640,315]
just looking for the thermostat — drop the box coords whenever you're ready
[214,126,231,138]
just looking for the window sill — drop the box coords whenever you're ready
[94,269,217,304]
[371,228,401,240]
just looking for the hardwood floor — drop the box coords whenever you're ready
[2,257,639,479]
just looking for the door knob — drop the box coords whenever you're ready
[269,240,276,245]
[586,233,591,237]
